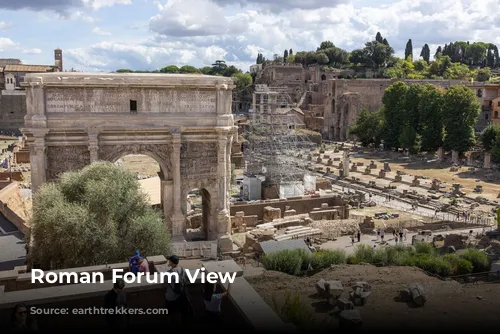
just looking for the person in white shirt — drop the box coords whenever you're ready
[203,280,232,324]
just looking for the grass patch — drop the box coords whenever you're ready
[263,242,491,278]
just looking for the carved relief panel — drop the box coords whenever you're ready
[46,146,90,180]
[180,142,218,180]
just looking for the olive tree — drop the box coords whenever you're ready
[29,162,171,269]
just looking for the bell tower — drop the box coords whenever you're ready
[54,48,63,72]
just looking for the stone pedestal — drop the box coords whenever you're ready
[378,170,386,178]
[451,150,459,164]
[437,147,444,161]
[411,177,420,187]
[484,152,491,169]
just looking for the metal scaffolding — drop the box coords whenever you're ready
[244,84,317,198]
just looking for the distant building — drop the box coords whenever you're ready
[0,49,62,133]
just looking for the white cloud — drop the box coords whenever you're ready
[0,37,16,52]
[82,0,132,10]
[63,0,500,72]
[0,21,12,30]
[22,48,43,54]
[92,27,111,35]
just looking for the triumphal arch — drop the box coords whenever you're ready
[21,72,237,240]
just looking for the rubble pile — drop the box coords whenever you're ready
[309,219,360,239]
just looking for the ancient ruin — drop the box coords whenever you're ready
[21,72,237,240]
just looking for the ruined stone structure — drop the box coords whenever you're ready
[21,72,237,240]
[321,79,500,141]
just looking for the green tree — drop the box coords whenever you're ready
[315,52,330,65]
[318,40,334,51]
[375,32,383,43]
[481,124,500,151]
[199,66,213,75]
[442,85,481,153]
[289,48,293,56]
[283,49,289,62]
[179,65,200,74]
[29,162,171,269]
[420,44,430,63]
[160,65,180,73]
[382,82,408,149]
[444,62,473,80]
[222,65,241,77]
[405,39,413,61]
[232,72,252,92]
[398,125,421,154]
[476,67,491,82]
[419,85,445,151]
[363,41,394,68]
[211,60,227,75]
[116,69,134,73]
[348,49,365,66]
[348,108,385,146]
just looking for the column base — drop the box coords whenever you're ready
[217,233,233,253]
[170,214,185,238]
[217,212,231,235]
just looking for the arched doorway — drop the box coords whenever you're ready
[115,154,162,211]
[185,187,211,241]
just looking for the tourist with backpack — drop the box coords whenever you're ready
[164,255,192,326]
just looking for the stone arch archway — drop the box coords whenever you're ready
[98,144,171,181]
[22,72,236,241]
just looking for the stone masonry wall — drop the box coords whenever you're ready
[0,93,26,133]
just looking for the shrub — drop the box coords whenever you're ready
[461,249,490,273]
[456,259,474,275]
[296,248,312,271]
[410,254,453,276]
[346,256,361,264]
[310,250,346,270]
[353,244,375,263]
[372,248,388,264]
[414,242,435,255]
[262,249,308,275]
[272,292,313,330]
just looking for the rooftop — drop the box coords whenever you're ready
[4,64,57,73]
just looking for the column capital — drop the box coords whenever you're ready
[31,128,50,138]
[215,83,228,90]
[169,127,184,135]
[215,127,230,135]
[87,126,100,137]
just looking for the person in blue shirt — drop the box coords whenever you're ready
[128,250,141,274]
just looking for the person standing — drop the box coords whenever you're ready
[139,257,149,274]
[164,255,190,326]
[380,230,385,242]
[399,230,404,243]
[104,279,128,331]
[8,303,38,333]
[204,281,232,324]
[129,250,141,274]
[357,230,361,243]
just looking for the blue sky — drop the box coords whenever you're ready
[0,0,499,72]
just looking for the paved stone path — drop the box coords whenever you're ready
[319,226,488,255]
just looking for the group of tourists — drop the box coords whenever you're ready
[103,252,231,330]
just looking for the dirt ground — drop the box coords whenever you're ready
[247,264,500,331]
[118,155,160,177]
[349,153,500,202]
